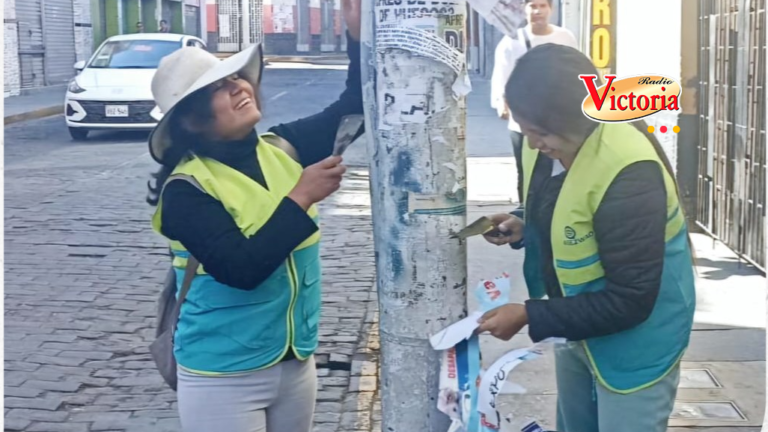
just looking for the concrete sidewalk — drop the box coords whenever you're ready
[4,85,66,125]
[464,78,767,431]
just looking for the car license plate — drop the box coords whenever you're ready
[105,105,129,117]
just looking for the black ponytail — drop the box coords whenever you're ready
[146,88,215,206]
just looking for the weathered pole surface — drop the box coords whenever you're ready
[360,1,469,431]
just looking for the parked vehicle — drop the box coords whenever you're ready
[65,33,207,141]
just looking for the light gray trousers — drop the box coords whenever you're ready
[555,343,680,432]
[177,356,317,432]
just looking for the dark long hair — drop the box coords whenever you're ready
[146,88,215,206]
[505,43,695,261]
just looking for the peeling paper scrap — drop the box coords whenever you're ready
[453,71,473,97]
[376,25,465,75]
[477,338,567,426]
[443,162,458,172]
[466,0,527,38]
[430,311,483,350]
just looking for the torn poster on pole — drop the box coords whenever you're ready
[465,0,527,38]
[374,0,471,129]
[431,274,564,432]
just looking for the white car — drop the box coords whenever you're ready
[65,33,207,140]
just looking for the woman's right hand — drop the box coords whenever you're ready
[289,156,346,210]
[482,213,524,246]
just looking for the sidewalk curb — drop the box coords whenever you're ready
[265,56,350,66]
[214,52,349,66]
[4,105,63,125]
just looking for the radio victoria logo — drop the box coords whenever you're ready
[579,74,682,124]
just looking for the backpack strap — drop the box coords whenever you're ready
[261,133,300,163]
[175,255,199,311]
[519,28,532,50]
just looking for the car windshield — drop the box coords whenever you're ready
[88,40,181,69]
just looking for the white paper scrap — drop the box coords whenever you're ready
[477,338,567,426]
[430,310,483,350]
[376,25,465,75]
[466,0,527,38]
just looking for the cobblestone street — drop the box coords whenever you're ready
[4,65,383,432]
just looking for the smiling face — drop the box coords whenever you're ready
[514,115,580,161]
[184,73,261,141]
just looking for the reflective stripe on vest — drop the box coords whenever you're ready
[522,123,695,393]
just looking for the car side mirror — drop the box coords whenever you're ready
[74,61,86,71]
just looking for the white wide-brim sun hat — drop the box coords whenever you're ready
[148,43,263,165]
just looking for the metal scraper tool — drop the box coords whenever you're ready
[450,216,498,240]
[332,114,365,157]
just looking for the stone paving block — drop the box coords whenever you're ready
[59,350,115,361]
[340,411,372,431]
[26,355,86,367]
[5,396,63,411]
[330,353,351,363]
[132,409,180,418]
[317,387,347,402]
[5,386,44,398]
[351,360,377,376]
[319,376,350,387]
[27,422,91,432]
[314,412,342,423]
[312,423,338,432]
[69,411,132,423]
[6,408,69,422]
[349,376,377,392]
[4,418,32,431]
[343,392,374,412]
[23,380,82,392]
[5,371,29,386]
[5,361,42,372]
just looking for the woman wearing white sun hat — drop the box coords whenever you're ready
[146,1,362,431]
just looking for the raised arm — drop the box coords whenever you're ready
[268,0,363,167]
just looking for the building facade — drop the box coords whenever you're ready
[560,0,765,268]
[4,0,93,97]
[205,0,347,55]
[90,0,206,48]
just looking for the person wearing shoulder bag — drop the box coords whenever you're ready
[491,0,578,206]
[145,1,363,430]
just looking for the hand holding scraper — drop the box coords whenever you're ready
[450,216,500,240]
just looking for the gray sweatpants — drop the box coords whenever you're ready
[177,356,317,432]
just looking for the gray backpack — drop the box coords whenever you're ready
[151,250,199,391]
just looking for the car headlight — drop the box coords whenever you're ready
[68,79,86,94]
[150,106,164,121]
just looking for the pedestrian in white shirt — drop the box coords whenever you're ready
[490,0,578,205]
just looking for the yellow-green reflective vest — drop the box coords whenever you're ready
[152,133,322,375]
[522,122,696,393]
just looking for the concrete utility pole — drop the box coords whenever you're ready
[360,2,468,431]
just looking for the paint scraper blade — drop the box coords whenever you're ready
[450,216,496,240]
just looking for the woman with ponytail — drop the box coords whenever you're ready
[479,44,696,432]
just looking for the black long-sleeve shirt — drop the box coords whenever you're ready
[519,152,669,343]
[160,37,362,291]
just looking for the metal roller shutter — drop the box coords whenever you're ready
[43,0,77,86]
[17,0,45,89]
[184,5,200,37]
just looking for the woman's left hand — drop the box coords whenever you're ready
[477,304,529,341]
[342,0,361,41]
